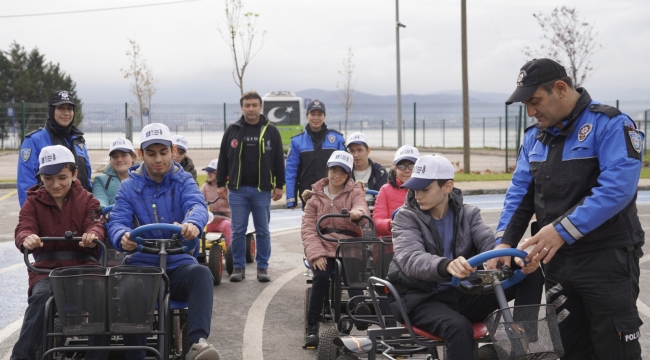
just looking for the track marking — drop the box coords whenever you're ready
[242,266,304,360]
[637,298,650,319]
[0,317,23,347]
[0,262,23,275]
[0,189,16,202]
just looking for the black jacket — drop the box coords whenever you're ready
[217,114,285,191]
[351,159,388,191]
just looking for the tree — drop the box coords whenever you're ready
[0,41,83,139]
[522,6,603,87]
[220,0,265,96]
[121,38,156,130]
[335,48,356,138]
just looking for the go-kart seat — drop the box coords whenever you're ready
[407,322,488,341]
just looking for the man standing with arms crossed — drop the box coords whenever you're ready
[285,99,346,209]
[490,58,644,359]
[217,91,285,283]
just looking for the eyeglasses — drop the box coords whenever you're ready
[396,164,415,171]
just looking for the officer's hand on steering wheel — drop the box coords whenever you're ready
[486,243,513,270]
[121,232,138,251]
[518,224,565,265]
[446,256,476,278]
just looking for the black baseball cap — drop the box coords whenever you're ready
[506,59,567,105]
[49,90,76,107]
[307,99,326,114]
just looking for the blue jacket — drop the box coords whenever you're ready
[285,125,346,207]
[496,89,644,253]
[18,126,92,206]
[107,162,208,270]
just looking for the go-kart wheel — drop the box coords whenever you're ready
[208,248,223,286]
[478,344,499,360]
[304,287,312,338]
[317,326,342,360]
[225,245,234,275]
[336,354,360,360]
[246,233,256,263]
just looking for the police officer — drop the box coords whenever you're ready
[489,58,644,359]
[285,99,345,209]
[17,90,92,206]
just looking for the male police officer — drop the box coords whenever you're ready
[490,58,644,359]
[285,99,345,209]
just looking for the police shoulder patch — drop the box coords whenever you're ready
[588,104,621,119]
[20,148,32,162]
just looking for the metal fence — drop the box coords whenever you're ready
[0,100,648,180]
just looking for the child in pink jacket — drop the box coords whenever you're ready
[373,145,420,237]
[200,159,232,246]
[301,151,370,348]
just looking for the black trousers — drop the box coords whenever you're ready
[545,247,642,360]
[307,258,363,324]
[407,267,544,360]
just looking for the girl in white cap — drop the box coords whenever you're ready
[92,137,137,209]
[200,159,232,247]
[373,145,420,238]
[300,150,371,348]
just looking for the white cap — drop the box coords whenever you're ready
[172,135,189,152]
[347,132,369,147]
[394,145,420,164]
[203,158,218,172]
[140,123,172,149]
[37,145,76,175]
[327,150,354,174]
[109,137,134,155]
[401,155,455,190]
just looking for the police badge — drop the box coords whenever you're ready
[328,135,335,143]
[629,130,641,153]
[21,148,32,162]
[77,143,85,151]
[578,124,592,142]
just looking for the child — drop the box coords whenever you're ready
[301,150,370,347]
[346,132,388,203]
[373,145,419,238]
[92,137,137,208]
[200,159,232,247]
[172,135,198,182]
[388,155,543,359]
[12,145,106,360]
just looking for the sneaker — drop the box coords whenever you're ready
[230,268,245,282]
[257,268,271,282]
[186,338,220,360]
[304,321,319,347]
[352,302,371,331]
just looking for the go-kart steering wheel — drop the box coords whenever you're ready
[450,248,528,294]
[129,223,199,255]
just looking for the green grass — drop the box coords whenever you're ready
[453,173,513,182]
[641,167,650,179]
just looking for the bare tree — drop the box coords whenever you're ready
[336,47,356,138]
[220,0,265,96]
[523,6,603,87]
[121,38,156,129]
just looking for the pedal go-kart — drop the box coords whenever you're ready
[333,248,564,360]
[197,197,256,284]
[30,224,200,359]
[302,209,393,360]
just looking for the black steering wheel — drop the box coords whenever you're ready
[450,248,528,294]
[129,223,199,255]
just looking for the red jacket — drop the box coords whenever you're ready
[301,178,369,262]
[15,181,105,294]
[373,178,408,237]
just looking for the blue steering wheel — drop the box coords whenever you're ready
[365,189,378,196]
[451,248,529,293]
[129,223,199,254]
[102,205,114,216]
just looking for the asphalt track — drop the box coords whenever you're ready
[1,190,649,359]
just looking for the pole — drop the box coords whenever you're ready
[461,0,470,173]
[413,102,417,146]
[395,0,404,147]
[645,110,648,155]
[516,105,523,151]
[505,105,509,172]
[616,100,619,109]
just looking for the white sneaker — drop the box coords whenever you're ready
[186,338,220,360]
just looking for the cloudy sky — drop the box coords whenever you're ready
[2,0,649,104]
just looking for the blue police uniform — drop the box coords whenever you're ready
[496,89,644,359]
[285,125,345,208]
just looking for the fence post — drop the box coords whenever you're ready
[381,120,384,147]
[223,102,226,132]
[516,105,523,153]
[361,121,363,133]
[645,110,648,155]
[442,119,446,148]
[20,101,25,142]
[413,102,417,146]
[505,105,509,172]
[616,100,619,109]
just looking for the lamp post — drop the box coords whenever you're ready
[396,0,406,147]
[461,0,470,173]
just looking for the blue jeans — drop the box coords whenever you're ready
[228,186,272,269]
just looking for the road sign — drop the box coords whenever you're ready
[7,107,14,117]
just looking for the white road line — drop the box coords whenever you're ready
[0,317,23,347]
[637,299,650,319]
[242,266,304,360]
[270,226,301,236]
[0,262,23,275]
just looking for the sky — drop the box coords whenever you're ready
[1,0,649,104]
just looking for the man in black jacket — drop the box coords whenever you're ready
[347,132,388,202]
[217,91,285,283]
